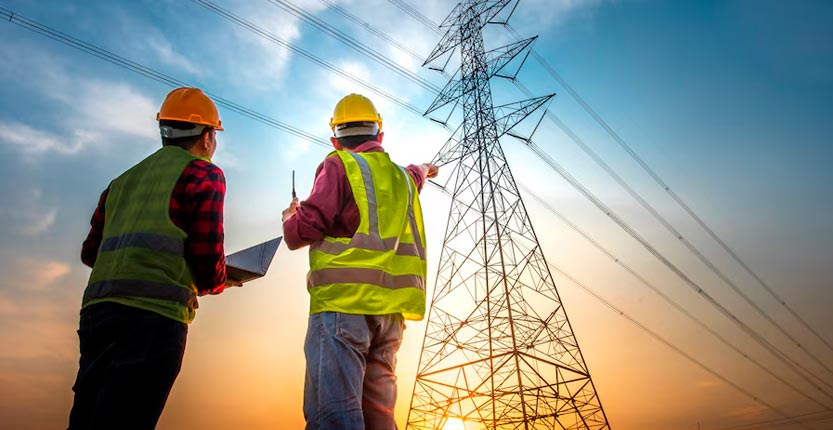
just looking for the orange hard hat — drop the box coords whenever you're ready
[157,87,223,131]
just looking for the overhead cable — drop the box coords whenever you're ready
[0,7,329,149]
[512,80,833,381]
[517,135,833,400]
[546,260,818,430]
[519,182,833,410]
[427,178,817,428]
[334,0,833,406]
[386,0,833,388]
[386,0,443,35]
[716,409,833,430]
[264,0,443,94]
[190,0,425,118]
[317,0,427,65]
[505,22,833,359]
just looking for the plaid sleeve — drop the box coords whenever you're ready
[172,160,227,295]
[81,187,109,268]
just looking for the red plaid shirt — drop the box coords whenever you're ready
[81,159,228,295]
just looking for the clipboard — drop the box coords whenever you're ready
[225,237,282,283]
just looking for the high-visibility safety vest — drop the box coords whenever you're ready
[83,146,203,324]
[307,150,427,321]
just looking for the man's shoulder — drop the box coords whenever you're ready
[186,159,225,177]
[178,159,226,192]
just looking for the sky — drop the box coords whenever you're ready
[0,0,832,429]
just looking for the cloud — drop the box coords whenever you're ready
[0,77,157,155]
[0,188,59,237]
[204,0,313,94]
[71,79,159,142]
[0,121,83,155]
[147,35,203,77]
[12,258,72,291]
[0,41,159,158]
[326,60,373,95]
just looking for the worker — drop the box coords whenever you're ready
[282,93,438,430]
[68,87,241,430]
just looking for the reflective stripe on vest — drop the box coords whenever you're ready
[308,268,424,291]
[99,232,185,255]
[307,150,427,319]
[84,279,198,310]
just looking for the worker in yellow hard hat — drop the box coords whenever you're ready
[68,87,241,429]
[282,93,438,429]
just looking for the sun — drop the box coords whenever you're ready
[442,417,466,430]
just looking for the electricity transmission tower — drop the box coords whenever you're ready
[407,1,610,429]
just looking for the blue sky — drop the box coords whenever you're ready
[1,0,832,429]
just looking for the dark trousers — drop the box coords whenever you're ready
[68,302,187,430]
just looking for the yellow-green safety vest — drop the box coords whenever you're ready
[83,146,203,323]
[307,150,427,321]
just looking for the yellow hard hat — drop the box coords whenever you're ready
[329,93,383,133]
[157,87,224,131]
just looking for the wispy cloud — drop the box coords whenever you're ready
[0,188,59,237]
[147,34,203,77]
[0,121,83,155]
[12,257,72,290]
[0,42,159,158]
[204,0,311,94]
[71,79,158,142]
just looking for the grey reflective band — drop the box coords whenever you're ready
[311,234,422,257]
[99,232,184,256]
[85,279,198,309]
[308,268,424,290]
[349,152,380,237]
[399,165,426,260]
[160,125,208,139]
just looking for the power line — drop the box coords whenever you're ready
[503,22,833,359]
[0,7,329,149]
[264,0,443,94]
[717,409,833,430]
[518,183,833,411]
[190,0,428,118]
[385,0,833,395]
[317,0,427,64]
[545,260,817,430]
[517,135,833,401]
[6,1,829,423]
[386,0,443,35]
[341,0,833,407]
[511,80,833,381]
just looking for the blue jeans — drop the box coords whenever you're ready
[304,312,404,430]
[68,302,187,430]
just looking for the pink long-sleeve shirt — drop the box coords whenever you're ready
[283,141,426,250]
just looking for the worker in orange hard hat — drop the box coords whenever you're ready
[68,87,241,430]
[282,93,439,429]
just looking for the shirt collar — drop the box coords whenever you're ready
[347,140,384,153]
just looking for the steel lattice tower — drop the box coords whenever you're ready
[407,1,610,429]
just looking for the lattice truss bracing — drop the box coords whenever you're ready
[407,1,610,429]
